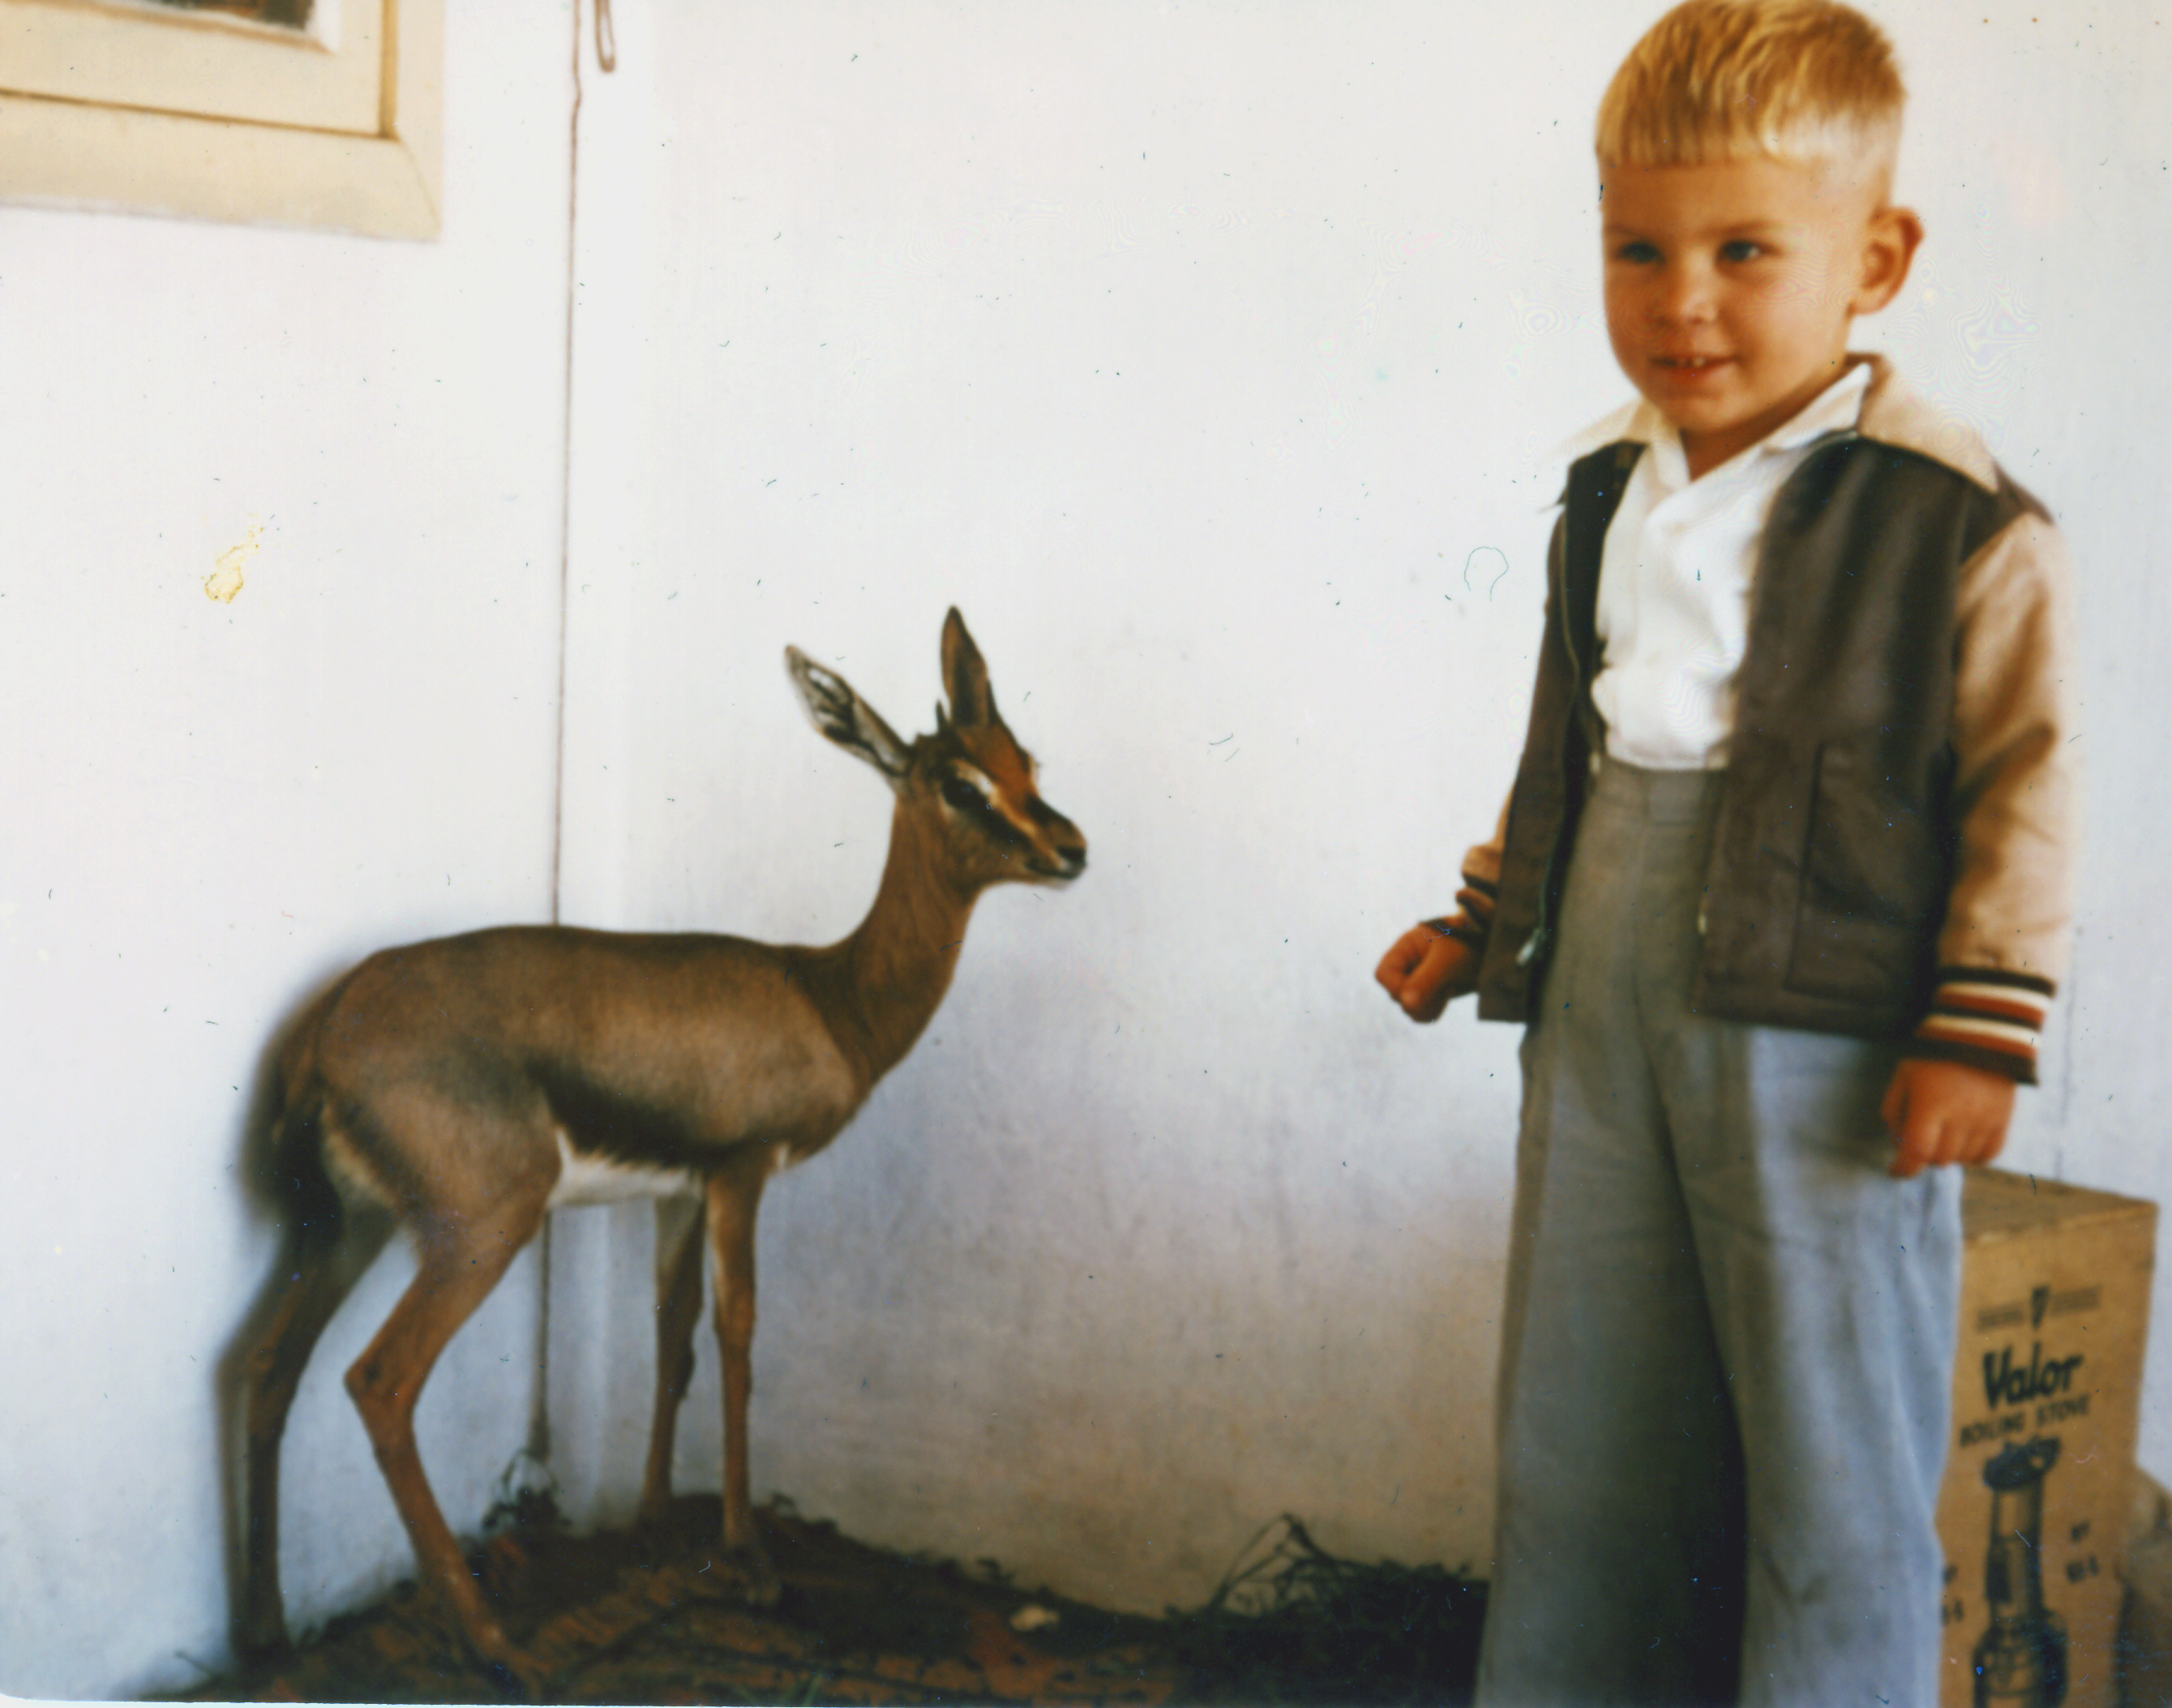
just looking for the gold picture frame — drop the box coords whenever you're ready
[0,0,441,238]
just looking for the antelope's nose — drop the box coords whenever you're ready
[1026,795,1086,877]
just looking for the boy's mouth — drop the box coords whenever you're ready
[1654,353,1733,377]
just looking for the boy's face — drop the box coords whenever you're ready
[1600,153,1920,477]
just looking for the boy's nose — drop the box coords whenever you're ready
[1653,265,1716,326]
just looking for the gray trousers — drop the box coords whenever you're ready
[1475,760,1961,1708]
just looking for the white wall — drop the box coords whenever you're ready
[0,4,572,1697]
[5,1,2170,1697]
[543,0,2172,1620]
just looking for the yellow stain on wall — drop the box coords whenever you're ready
[205,524,261,603]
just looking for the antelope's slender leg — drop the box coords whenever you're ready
[706,1154,778,1603]
[343,1193,547,1672]
[638,1193,707,1526]
[237,1208,396,1657]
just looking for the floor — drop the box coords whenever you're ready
[182,1500,1484,1706]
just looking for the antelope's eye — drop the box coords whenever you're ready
[941,776,985,812]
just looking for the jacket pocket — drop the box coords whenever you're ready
[1783,737,1947,1004]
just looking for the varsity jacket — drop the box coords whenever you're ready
[1446,357,2076,1084]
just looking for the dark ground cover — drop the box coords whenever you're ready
[177,1499,1484,1706]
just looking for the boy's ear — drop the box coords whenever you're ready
[1851,204,1924,317]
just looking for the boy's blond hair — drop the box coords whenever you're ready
[1596,0,1904,182]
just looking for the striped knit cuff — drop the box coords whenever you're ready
[1908,968,2055,1085]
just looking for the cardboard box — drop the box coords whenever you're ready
[1939,1169,2156,1708]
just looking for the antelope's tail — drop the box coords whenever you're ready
[264,982,349,1248]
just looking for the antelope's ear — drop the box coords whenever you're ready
[940,607,997,729]
[786,646,912,788]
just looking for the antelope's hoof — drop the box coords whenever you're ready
[484,1647,553,1702]
[431,1592,538,1697]
[741,1557,784,1609]
[696,1543,782,1609]
[460,1621,549,1699]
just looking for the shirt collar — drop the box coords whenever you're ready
[1629,361,1871,490]
[1549,353,2003,498]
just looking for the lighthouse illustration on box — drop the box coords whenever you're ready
[1973,1436,2067,1707]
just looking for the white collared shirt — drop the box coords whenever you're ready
[1588,362,1872,770]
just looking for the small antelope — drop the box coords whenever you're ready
[233,610,1086,1680]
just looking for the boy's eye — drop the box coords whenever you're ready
[1720,239,1764,263]
[1614,241,1660,264]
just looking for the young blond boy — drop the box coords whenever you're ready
[1375,2,2075,1701]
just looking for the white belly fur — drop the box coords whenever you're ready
[546,1130,700,1209]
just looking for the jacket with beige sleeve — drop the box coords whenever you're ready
[1451,357,2076,1083]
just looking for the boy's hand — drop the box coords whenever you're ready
[1376,922,1482,1023]
[1881,1058,2016,1179]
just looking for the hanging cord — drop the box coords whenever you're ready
[529,0,615,1477]
[548,0,618,936]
